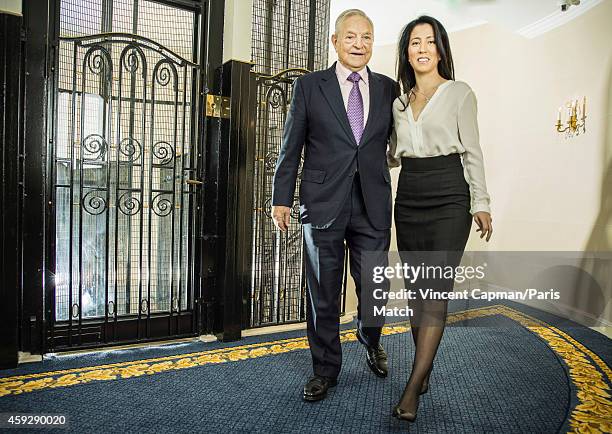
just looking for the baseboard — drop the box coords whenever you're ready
[242,313,355,338]
[45,336,202,358]
[18,352,43,364]
[589,327,612,339]
[483,283,612,328]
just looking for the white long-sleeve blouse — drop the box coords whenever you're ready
[388,80,491,215]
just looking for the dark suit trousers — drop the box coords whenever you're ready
[302,174,390,379]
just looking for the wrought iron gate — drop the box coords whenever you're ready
[49,0,203,348]
[249,69,348,328]
[247,0,341,329]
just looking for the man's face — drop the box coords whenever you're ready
[332,15,373,71]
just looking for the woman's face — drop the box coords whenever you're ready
[407,23,440,75]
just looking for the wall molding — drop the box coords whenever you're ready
[516,0,603,39]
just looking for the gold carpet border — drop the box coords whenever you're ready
[489,306,611,433]
[0,305,610,433]
[0,334,318,384]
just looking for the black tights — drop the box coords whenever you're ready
[398,298,448,412]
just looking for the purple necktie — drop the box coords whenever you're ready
[347,72,364,144]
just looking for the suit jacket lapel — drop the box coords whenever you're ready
[319,63,358,146]
[360,68,382,146]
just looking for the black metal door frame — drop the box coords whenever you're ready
[0,13,25,369]
[18,0,226,354]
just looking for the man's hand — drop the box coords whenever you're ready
[473,212,493,242]
[272,206,291,232]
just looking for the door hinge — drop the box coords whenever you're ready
[205,94,230,119]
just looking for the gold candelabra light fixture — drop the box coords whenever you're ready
[556,97,586,138]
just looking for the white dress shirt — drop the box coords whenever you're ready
[388,80,491,215]
[335,61,369,129]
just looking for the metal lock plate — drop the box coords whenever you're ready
[206,94,231,119]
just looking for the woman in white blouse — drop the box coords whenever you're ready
[388,16,493,422]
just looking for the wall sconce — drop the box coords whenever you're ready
[556,97,586,138]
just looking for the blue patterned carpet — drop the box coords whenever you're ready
[0,302,610,433]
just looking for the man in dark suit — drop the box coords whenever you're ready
[271,9,397,402]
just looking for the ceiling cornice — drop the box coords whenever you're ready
[516,0,603,38]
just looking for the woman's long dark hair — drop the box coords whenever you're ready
[397,16,455,110]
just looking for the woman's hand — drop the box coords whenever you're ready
[473,212,492,242]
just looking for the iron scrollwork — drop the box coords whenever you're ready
[82,190,108,215]
[84,45,113,82]
[264,151,279,173]
[290,201,301,220]
[152,141,175,166]
[154,61,177,89]
[118,137,142,163]
[120,44,146,77]
[82,134,109,161]
[266,84,287,111]
[117,192,142,216]
[263,197,272,219]
[151,193,173,217]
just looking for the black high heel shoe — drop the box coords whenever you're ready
[392,403,418,422]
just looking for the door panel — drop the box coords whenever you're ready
[49,0,202,349]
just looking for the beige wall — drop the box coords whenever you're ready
[342,1,612,323]
[223,0,253,63]
[0,0,21,15]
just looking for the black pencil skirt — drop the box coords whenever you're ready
[394,153,472,253]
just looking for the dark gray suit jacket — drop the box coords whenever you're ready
[272,63,398,230]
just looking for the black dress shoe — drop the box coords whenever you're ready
[356,330,388,377]
[303,375,337,402]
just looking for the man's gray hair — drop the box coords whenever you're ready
[334,9,374,35]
